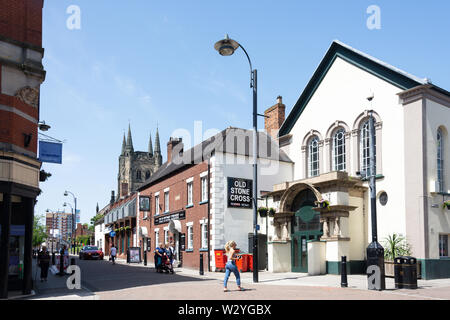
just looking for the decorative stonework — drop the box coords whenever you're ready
[271,211,293,241]
[15,86,39,108]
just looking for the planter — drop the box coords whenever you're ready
[258,208,268,217]
[268,208,276,217]
[384,259,422,279]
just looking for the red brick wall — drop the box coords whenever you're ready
[0,0,44,47]
[264,100,285,138]
[139,161,210,270]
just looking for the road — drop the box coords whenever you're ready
[76,257,449,300]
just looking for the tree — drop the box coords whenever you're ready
[33,214,47,248]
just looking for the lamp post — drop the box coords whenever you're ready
[63,202,73,254]
[214,35,259,283]
[64,191,77,255]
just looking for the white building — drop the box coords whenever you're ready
[260,40,450,279]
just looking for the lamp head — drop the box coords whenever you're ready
[64,191,68,196]
[214,34,239,56]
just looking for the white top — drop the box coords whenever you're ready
[110,247,117,256]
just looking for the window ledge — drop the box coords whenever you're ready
[185,249,194,253]
[199,200,209,205]
[199,248,208,252]
[186,204,194,209]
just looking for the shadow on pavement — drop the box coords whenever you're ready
[77,258,212,293]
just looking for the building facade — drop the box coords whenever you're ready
[45,211,73,251]
[137,127,293,271]
[0,0,45,297]
[260,40,450,279]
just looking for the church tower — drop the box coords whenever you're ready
[117,124,162,199]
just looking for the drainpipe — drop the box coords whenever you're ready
[207,160,211,272]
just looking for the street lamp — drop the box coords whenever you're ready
[63,202,74,252]
[214,35,259,283]
[64,191,77,254]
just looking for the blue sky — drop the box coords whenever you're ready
[36,0,450,224]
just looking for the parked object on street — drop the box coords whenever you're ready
[394,256,418,289]
[79,245,104,260]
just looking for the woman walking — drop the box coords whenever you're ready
[223,240,244,292]
[37,246,50,282]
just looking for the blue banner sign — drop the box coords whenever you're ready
[39,141,63,164]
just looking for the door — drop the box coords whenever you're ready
[292,234,308,272]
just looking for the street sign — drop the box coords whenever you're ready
[110,231,116,237]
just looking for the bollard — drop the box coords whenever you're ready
[58,253,65,276]
[144,250,147,266]
[341,256,348,288]
[52,252,56,265]
[199,253,204,275]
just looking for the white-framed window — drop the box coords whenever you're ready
[308,136,319,177]
[439,234,448,258]
[187,225,193,250]
[164,229,169,246]
[360,120,376,178]
[164,191,169,213]
[201,222,208,249]
[201,176,208,202]
[437,128,444,193]
[155,195,160,215]
[155,230,159,248]
[187,182,193,206]
[332,128,346,171]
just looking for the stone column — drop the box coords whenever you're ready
[0,193,12,299]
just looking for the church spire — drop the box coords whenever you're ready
[126,123,134,153]
[154,126,161,154]
[121,133,126,155]
[148,133,153,156]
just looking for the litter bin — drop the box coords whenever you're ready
[214,250,227,272]
[394,256,406,289]
[236,254,249,272]
[402,256,418,289]
[247,254,253,272]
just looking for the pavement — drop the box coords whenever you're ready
[6,254,450,300]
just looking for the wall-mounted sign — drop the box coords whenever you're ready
[139,196,150,211]
[39,141,63,164]
[154,210,186,225]
[227,177,253,208]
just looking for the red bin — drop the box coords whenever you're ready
[236,254,249,272]
[247,254,253,272]
[214,249,227,271]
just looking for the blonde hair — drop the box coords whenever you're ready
[224,240,236,253]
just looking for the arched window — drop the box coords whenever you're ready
[437,128,444,192]
[145,170,151,180]
[308,136,320,177]
[136,170,141,180]
[360,120,376,177]
[332,128,346,171]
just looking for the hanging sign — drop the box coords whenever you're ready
[39,141,63,164]
[227,177,253,208]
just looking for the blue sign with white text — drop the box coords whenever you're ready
[110,231,116,237]
[39,141,63,164]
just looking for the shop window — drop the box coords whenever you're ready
[439,234,448,258]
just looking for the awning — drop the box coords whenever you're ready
[140,226,148,237]
[168,219,182,233]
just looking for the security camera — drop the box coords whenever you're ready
[367,94,374,102]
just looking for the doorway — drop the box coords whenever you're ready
[290,189,322,273]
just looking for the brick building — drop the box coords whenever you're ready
[137,123,293,271]
[0,0,46,298]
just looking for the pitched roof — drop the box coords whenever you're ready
[138,127,292,191]
[279,40,448,136]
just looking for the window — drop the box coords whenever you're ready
[136,170,141,180]
[145,170,151,180]
[187,182,193,206]
[201,223,208,249]
[437,128,444,193]
[439,234,448,257]
[155,230,159,248]
[201,176,208,202]
[164,229,169,246]
[332,128,346,171]
[164,191,169,213]
[308,136,319,177]
[155,195,160,215]
[360,120,376,177]
[187,225,193,250]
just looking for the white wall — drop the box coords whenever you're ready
[282,56,408,245]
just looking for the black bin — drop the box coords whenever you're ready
[394,256,417,289]
[402,256,418,289]
[394,256,406,289]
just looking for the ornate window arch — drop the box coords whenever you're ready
[326,121,350,173]
[136,170,142,180]
[351,110,383,177]
[301,130,323,179]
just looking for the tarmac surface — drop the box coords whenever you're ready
[8,255,450,301]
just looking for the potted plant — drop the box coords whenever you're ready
[382,233,412,277]
[268,208,276,217]
[443,201,450,210]
[258,207,268,217]
[315,199,330,210]
[124,226,131,231]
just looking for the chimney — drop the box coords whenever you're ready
[110,191,115,205]
[264,96,285,139]
[167,137,183,163]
